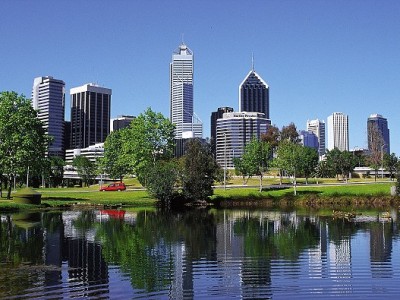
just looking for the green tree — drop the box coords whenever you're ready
[145,159,179,205]
[315,160,335,178]
[233,156,252,185]
[325,148,357,182]
[0,91,48,198]
[383,153,398,180]
[47,157,65,187]
[181,139,219,201]
[237,138,271,191]
[299,147,319,184]
[72,155,96,187]
[102,129,130,181]
[275,141,303,195]
[121,108,175,185]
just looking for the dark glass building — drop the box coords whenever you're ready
[111,115,135,131]
[239,69,269,118]
[367,114,390,154]
[70,83,111,149]
[210,107,234,157]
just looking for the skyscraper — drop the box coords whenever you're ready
[70,83,111,149]
[32,76,65,158]
[299,130,319,151]
[210,107,234,157]
[239,66,269,118]
[327,112,349,151]
[170,42,202,139]
[307,119,326,156]
[367,114,390,154]
[216,112,270,168]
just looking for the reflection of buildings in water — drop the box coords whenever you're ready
[65,238,109,297]
[308,219,329,280]
[370,222,393,278]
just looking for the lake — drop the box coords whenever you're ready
[1,207,399,299]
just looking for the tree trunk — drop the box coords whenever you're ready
[7,176,12,200]
[279,169,283,185]
[259,174,263,192]
[293,176,297,196]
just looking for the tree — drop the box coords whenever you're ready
[145,159,179,205]
[236,138,271,191]
[315,160,335,179]
[281,123,300,143]
[102,129,130,181]
[275,141,303,195]
[181,139,219,201]
[261,125,280,149]
[325,148,357,182]
[0,91,49,198]
[47,157,65,187]
[299,147,319,184]
[367,123,385,181]
[121,108,175,185]
[233,156,251,185]
[72,156,96,187]
[383,153,398,180]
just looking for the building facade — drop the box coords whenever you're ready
[299,130,319,151]
[306,119,326,156]
[210,107,234,157]
[327,112,349,151]
[216,112,270,168]
[367,114,390,154]
[239,69,269,118]
[170,42,202,139]
[70,83,111,149]
[32,76,65,158]
[111,115,135,132]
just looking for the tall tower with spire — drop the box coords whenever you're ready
[239,58,269,118]
[170,42,202,139]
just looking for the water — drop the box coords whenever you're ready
[0,208,399,299]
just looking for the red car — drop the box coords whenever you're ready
[100,182,126,191]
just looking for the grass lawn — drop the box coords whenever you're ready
[212,182,394,200]
[0,177,396,211]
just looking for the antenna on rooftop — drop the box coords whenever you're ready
[251,52,255,71]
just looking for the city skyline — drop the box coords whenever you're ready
[1,1,399,153]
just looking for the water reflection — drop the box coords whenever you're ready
[1,208,400,299]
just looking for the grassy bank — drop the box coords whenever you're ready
[0,180,397,212]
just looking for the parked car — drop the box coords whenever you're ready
[99,182,126,191]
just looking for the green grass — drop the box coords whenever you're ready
[0,179,396,212]
[211,182,394,201]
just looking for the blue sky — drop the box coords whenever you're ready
[1,0,400,153]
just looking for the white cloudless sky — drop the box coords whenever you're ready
[1,0,400,153]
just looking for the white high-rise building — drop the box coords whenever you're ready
[307,119,326,156]
[327,112,349,151]
[170,42,202,139]
[216,112,270,168]
[32,76,65,158]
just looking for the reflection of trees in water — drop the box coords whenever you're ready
[0,213,44,297]
[233,214,320,261]
[96,209,217,292]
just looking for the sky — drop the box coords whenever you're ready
[1,0,400,153]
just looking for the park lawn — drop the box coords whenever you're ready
[0,179,395,211]
[212,182,394,200]
[39,189,157,207]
